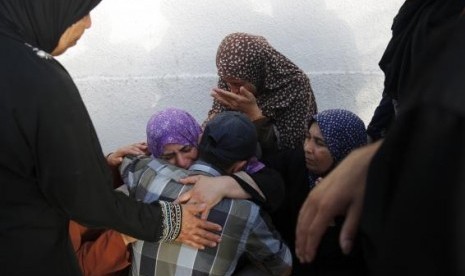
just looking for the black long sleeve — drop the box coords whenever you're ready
[0,36,163,275]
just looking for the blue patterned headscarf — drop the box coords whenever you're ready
[312,109,367,164]
[146,108,202,158]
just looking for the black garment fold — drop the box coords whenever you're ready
[362,1,465,275]
[0,1,165,275]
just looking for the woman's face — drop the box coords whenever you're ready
[222,76,257,95]
[52,14,92,56]
[303,122,334,175]
[160,144,199,169]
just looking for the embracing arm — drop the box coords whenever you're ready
[106,142,148,188]
[177,174,261,220]
[106,142,148,167]
[36,93,221,248]
[241,166,285,212]
[177,166,285,219]
[37,102,166,242]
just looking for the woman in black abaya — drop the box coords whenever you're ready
[0,1,220,275]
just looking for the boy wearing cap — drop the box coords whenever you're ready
[120,111,292,276]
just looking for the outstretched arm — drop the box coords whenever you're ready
[176,174,262,220]
[295,140,382,263]
[176,167,284,219]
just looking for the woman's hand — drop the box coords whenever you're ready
[176,175,250,219]
[211,87,264,121]
[106,142,148,167]
[176,203,222,249]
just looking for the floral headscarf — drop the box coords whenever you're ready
[146,108,202,158]
[208,32,317,150]
[312,109,367,164]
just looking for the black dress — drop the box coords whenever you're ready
[361,1,465,275]
[0,2,164,275]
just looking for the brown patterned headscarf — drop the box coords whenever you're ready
[208,32,317,150]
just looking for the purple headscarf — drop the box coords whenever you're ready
[146,108,202,158]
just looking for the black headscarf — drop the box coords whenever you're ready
[0,0,101,53]
[379,0,464,106]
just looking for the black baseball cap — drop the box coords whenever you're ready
[199,111,257,163]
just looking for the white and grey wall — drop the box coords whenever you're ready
[57,0,405,153]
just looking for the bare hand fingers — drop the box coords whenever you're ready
[200,208,211,220]
[178,232,219,249]
[179,175,201,185]
[174,190,191,204]
[118,144,146,156]
[211,94,232,109]
[179,205,221,248]
[296,189,331,263]
[215,89,242,101]
[133,141,147,147]
[339,198,363,255]
[301,209,333,263]
[295,192,318,261]
[211,93,236,109]
[181,240,205,250]
[211,88,244,109]
[183,204,222,232]
[127,146,145,155]
[239,86,255,99]
[191,228,221,247]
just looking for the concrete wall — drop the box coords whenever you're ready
[57,0,404,153]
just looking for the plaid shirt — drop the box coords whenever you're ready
[120,156,292,276]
